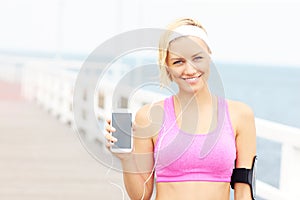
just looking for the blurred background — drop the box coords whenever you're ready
[0,0,299,199]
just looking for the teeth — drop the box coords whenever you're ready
[183,74,202,80]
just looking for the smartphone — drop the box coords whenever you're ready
[110,110,133,153]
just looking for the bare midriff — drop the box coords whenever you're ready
[155,181,230,200]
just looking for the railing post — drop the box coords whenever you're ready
[280,144,300,199]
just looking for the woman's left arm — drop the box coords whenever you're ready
[233,102,257,200]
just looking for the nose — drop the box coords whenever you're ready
[184,61,197,75]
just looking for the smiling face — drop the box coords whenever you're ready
[166,36,211,94]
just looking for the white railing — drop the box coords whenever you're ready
[255,118,300,199]
[21,59,79,124]
[2,56,300,200]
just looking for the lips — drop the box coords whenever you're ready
[181,74,203,84]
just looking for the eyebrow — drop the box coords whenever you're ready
[191,52,204,57]
[169,52,204,60]
[169,57,183,60]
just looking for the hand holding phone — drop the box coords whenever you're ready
[110,110,133,153]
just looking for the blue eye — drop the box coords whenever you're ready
[193,56,203,61]
[173,60,183,65]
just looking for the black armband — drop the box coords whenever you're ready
[230,156,257,200]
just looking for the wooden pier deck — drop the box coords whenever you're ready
[0,81,127,200]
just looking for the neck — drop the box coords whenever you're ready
[175,86,212,107]
[173,86,216,134]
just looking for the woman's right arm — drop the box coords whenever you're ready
[122,126,154,200]
[106,105,157,200]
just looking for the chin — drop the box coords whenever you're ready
[181,84,203,94]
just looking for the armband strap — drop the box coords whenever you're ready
[230,168,251,189]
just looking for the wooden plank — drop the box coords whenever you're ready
[0,100,129,200]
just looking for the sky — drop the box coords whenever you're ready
[0,0,300,66]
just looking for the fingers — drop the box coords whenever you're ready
[105,132,117,142]
[105,132,118,148]
[105,124,116,133]
[105,119,116,133]
[104,118,118,150]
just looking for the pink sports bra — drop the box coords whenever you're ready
[154,96,236,183]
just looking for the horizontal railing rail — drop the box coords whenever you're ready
[2,56,299,200]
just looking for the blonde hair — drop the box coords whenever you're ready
[158,18,210,86]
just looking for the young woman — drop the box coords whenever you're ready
[105,18,256,200]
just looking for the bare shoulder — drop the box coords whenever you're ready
[226,99,255,137]
[135,100,164,124]
[226,99,254,118]
[134,100,164,138]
